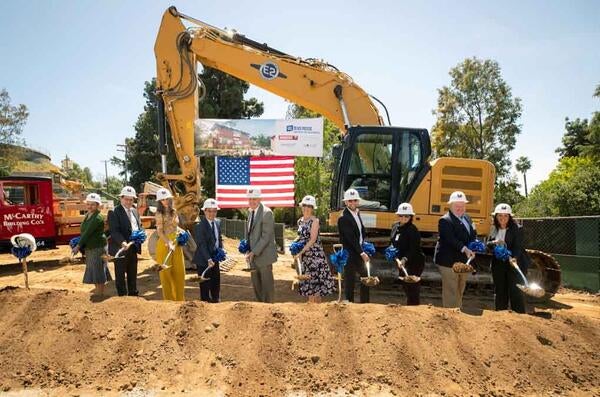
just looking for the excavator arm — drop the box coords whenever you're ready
[154,6,383,224]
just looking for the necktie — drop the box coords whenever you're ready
[249,210,255,232]
[211,221,218,248]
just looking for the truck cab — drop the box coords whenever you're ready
[0,176,56,250]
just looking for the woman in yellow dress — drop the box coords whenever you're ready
[154,188,185,301]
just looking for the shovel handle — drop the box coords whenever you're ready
[395,258,410,277]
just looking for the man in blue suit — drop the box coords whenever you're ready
[434,191,477,308]
[192,198,223,303]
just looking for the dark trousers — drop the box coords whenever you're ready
[199,265,221,303]
[114,248,138,296]
[492,260,526,313]
[344,261,370,303]
[402,282,421,305]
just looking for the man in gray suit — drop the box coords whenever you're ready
[245,187,278,303]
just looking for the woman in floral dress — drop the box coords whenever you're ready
[294,195,336,303]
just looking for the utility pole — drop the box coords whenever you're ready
[101,160,109,191]
[116,142,129,184]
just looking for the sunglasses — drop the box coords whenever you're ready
[398,215,411,218]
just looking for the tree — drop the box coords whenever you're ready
[121,68,264,199]
[62,161,94,187]
[494,177,524,207]
[515,156,532,197]
[287,104,340,222]
[198,68,264,119]
[105,176,124,197]
[556,118,591,158]
[0,88,29,176]
[514,157,600,217]
[557,85,600,161]
[431,58,522,178]
[580,86,600,161]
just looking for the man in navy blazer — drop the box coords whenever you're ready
[337,188,371,303]
[434,191,477,308]
[108,186,142,296]
[192,198,223,303]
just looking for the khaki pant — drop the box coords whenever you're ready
[251,262,275,303]
[438,265,469,308]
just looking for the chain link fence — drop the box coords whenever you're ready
[518,216,599,292]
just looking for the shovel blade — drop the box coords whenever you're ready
[517,284,546,298]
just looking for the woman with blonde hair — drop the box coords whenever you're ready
[155,188,185,301]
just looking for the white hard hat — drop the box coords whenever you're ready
[448,191,469,204]
[120,186,137,198]
[493,203,512,215]
[299,195,317,209]
[156,188,173,201]
[343,188,361,201]
[395,202,415,215]
[85,193,102,205]
[246,187,262,198]
[202,198,220,210]
[10,233,37,252]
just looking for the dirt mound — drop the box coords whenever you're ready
[0,288,598,396]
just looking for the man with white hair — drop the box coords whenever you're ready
[108,186,142,296]
[245,187,278,303]
[434,191,477,308]
[337,188,371,303]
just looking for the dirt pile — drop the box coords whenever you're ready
[0,287,598,396]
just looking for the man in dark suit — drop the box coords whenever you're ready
[192,198,223,303]
[434,190,477,308]
[108,186,142,296]
[337,188,371,303]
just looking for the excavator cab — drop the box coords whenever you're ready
[330,126,431,213]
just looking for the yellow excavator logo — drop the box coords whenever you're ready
[250,62,287,80]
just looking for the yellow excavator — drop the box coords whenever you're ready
[154,6,560,296]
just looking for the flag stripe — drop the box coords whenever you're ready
[250,162,294,169]
[216,155,295,208]
[250,167,294,173]
[250,171,294,178]
[217,187,294,194]
[217,192,294,199]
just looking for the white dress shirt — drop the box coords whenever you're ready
[349,209,364,245]
[126,207,139,231]
[209,219,219,249]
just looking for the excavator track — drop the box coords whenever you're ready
[320,234,562,302]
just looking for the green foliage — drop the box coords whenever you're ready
[556,118,591,158]
[0,89,29,176]
[286,104,340,221]
[115,79,178,191]
[494,177,524,207]
[105,176,124,197]
[198,67,264,119]
[251,134,271,149]
[431,58,522,178]
[515,156,531,197]
[62,162,94,187]
[121,69,265,198]
[557,87,600,162]
[514,157,600,217]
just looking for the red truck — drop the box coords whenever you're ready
[0,176,57,250]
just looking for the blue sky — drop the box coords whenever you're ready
[1,0,598,190]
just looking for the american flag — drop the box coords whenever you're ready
[216,156,295,208]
